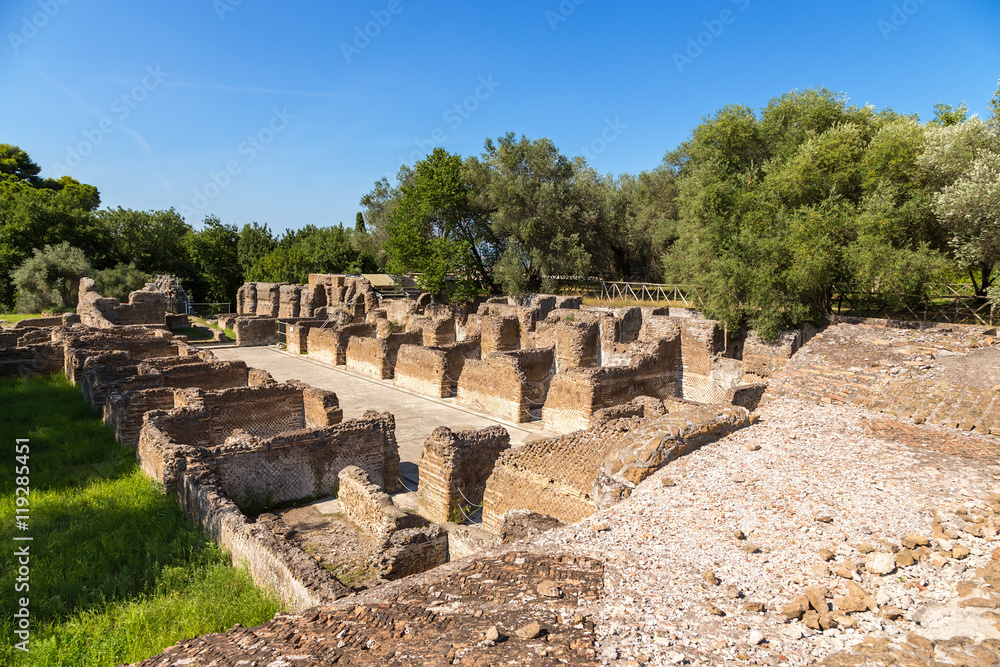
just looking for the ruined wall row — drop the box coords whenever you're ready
[345,331,423,380]
[337,466,424,542]
[307,323,375,366]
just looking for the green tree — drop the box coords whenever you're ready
[0,146,105,308]
[383,148,494,296]
[93,262,152,302]
[10,242,92,313]
[355,212,366,233]
[930,102,970,127]
[920,117,1000,295]
[237,222,277,277]
[96,207,194,278]
[186,216,242,305]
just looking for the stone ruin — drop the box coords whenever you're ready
[13,280,999,665]
[77,277,168,328]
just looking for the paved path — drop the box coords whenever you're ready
[207,346,555,484]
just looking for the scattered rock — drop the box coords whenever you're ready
[747,630,764,645]
[746,443,761,452]
[537,579,561,598]
[804,586,830,613]
[733,529,746,540]
[815,516,834,524]
[591,522,610,533]
[706,603,725,616]
[901,534,930,549]
[880,606,904,620]
[485,625,500,642]
[818,548,836,562]
[703,569,719,586]
[781,603,805,621]
[895,549,916,567]
[723,584,742,599]
[661,477,676,487]
[741,542,760,554]
[742,601,765,613]
[870,553,897,575]
[857,542,875,555]
[515,621,541,640]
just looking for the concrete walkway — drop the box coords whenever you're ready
[206,346,555,485]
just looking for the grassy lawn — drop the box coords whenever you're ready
[191,317,235,340]
[579,295,698,310]
[0,375,281,666]
[0,314,54,325]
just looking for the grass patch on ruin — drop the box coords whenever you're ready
[169,325,216,341]
[0,375,282,666]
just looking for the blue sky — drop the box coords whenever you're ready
[2,0,999,233]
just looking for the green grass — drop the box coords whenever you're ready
[191,317,235,340]
[0,314,54,325]
[168,326,216,341]
[0,375,282,666]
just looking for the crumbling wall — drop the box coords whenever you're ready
[284,320,326,355]
[741,328,816,383]
[254,283,281,317]
[393,338,481,398]
[77,277,166,328]
[417,425,511,524]
[371,525,448,580]
[234,317,277,347]
[542,337,680,434]
[209,412,399,509]
[345,331,422,380]
[62,330,186,385]
[277,285,302,318]
[457,347,555,423]
[532,311,601,372]
[478,315,521,355]
[0,341,65,379]
[176,462,349,612]
[307,323,375,366]
[338,466,424,541]
[482,403,751,532]
[676,318,733,404]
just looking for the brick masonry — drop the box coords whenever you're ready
[417,425,511,523]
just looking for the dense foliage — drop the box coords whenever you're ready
[363,83,1000,336]
[3,80,999,335]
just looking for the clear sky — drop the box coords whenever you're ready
[2,1,999,233]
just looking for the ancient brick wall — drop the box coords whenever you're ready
[0,342,65,380]
[234,317,277,347]
[307,323,375,366]
[12,313,79,328]
[345,330,422,380]
[478,315,522,355]
[532,313,601,372]
[106,387,178,447]
[741,329,815,383]
[372,525,449,580]
[484,404,752,532]
[417,425,511,523]
[253,283,281,317]
[409,315,456,347]
[394,344,450,398]
[338,466,423,541]
[478,303,538,334]
[277,285,302,318]
[63,333,183,385]
[208,413,397,509]
[542,337,680,434]
[176,462,349,612]
[284,319,326,355]
[457,348,555,423]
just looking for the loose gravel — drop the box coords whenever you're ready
[532,397,1000,666]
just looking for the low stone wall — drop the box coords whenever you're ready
[234,317,277,347]
[0,342,65,379]
[12,313,79,328]
[417,425,510,523]
[307,323,375,366]
[478,314,521,355]
[209,413,402,508]
[338,466,423,541]
[457,348,555,423]
[176,462,349,612]
[345,330,423,380]
[482,403,752,533]
[372,525,449,580]
[593,404,752,507]
[542,337,680,434]
[62,330,186,385]
[393,338,481,398]
[283,319,326,355]
[741,328,816,383]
